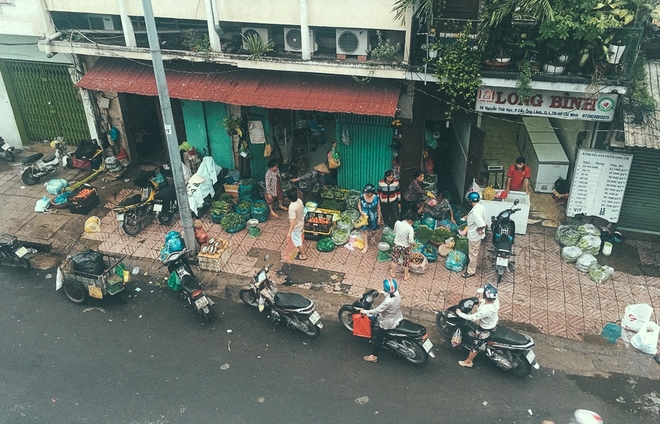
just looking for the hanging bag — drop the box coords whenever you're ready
[352,313,372,338]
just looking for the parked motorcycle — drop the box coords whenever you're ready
[239,264,323,337]
[0,233,31,268]
[161,249,214,321]
[114,170,166,235]
[338,289,435,365]
[491,199,520,285]
[154,184,179,225]
[0,137,15,162]
[435,293,538,376]
[21,138,72,186]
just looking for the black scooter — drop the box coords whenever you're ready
[0,137,15,161]
[436,294,538,376]
[491,199,520,285]
[0,233,30,268]
[338,289,435,365]
[153,184,179,225]
[160,250,214,322]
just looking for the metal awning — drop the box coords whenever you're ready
[76,58,402,117]
[623,60,660,149]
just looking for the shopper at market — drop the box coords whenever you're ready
[285,188,306,261]
[402,170,426,217]
[419,190,455,224]
[462,192,488,279]
[358,183,382,231]
[290,163,331,203]
[265,159,288,218]
[389,212,416,281]
[378,170,400,229]
[505,156,531,195]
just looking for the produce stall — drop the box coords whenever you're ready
[303,208,337,240]
[480,191,530,235]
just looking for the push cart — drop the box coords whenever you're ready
[59,253,126,304]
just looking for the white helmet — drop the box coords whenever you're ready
[571,410,603,424]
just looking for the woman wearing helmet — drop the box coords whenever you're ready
[454,283,500,368]
[462,191,488,278]
[358,184,383,253]
[359,278,403,363]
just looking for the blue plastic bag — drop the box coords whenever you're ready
[600,323,621,344]
[421,244,437,263]
[35,196,50,213]
[45,178,68,195]
[438,219,458,233]
[445,250,467,272]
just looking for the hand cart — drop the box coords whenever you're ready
[59,253,127,304]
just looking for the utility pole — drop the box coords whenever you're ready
[140,0,197,254]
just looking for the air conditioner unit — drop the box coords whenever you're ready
[336,28,369,56]
[88,15,115,31]
[241,27,269,50]
[284,28,318,53]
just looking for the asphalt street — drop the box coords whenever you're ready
[0,267,653,424]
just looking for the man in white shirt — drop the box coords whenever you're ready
[455,284,500,368]
[389,212,416,281]
[286,189,306,261]
[462,191,488,278]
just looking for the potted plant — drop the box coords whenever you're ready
[369,30,402,63]
[222,115,243,137]
[607,37,627,64]
[516,60,537,100]
[242,32,274,60]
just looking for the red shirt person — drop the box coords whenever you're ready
[505,156,531,195]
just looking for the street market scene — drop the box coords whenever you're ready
[1,1,660,423]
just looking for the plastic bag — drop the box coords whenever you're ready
[35,196,50,213]
[561,246,583,263]
[56,267,63,291]
[621,303,654,332]
[578,223,601,237]
[71,250,105,275]
[45,178,68,195]
[84,216,101,233]
[352,313,372,338]
[446,250,467,272]
[194,225,209,245]
[451,328,462,347]
[382,226,395,247]
[588,264,614,283]
[600,322,622,344]
[482,185,496,201]
[168,271,182,291]
[555,225,581,247]
[421,244,437,263]
[577,235,601,255]
[630,321,659,355]
[317,237,335,252]
[409,252,428,274]
[575,254,597,273]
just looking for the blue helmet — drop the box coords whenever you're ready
[468,192,480,203]
[383,278,398,294]
[483,283,498,300]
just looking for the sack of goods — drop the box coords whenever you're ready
[331,228,349,246]
[555,224,581,247]
[577,235,601,255]
[575,253,597,273]
[588,264,614,284]
[317,237,335,252]
[561,246,583,263]
[409,252,429,274]
[578,223,601,237]
[445,250,467,272]
[105,156,124,173]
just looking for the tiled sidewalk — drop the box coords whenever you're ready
[86,194,660,342]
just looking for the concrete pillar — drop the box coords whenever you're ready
[205,0,222,51]
[299,0,311,60]
[118,0,137,47]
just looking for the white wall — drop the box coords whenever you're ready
[0,0,52,37]
[45,0,403,30]
[0,72,22,148]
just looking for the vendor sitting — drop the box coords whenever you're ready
[290,163,332,203]
[418,191,455,224]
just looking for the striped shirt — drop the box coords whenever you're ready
[378,178,400,204]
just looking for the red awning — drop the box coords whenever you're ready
[77,58,401,117]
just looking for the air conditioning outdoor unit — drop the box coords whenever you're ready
[88,14,115,31]
[336,28,369,56]
[284,28,318,52]
[241,27,269,50]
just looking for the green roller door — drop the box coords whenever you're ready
[618,147,660,234]
[336,114,393,191]
[1,60,89,144]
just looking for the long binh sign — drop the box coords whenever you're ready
[475,87,617,121]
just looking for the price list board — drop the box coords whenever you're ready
[567,149,632,222]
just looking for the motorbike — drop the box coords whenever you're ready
[154,184,179,225]
[0,233,31,268]
[338,289,435,365]
[491,199,520,285]
[239,263,323,337]
[114,170,166,235]
[0,137,15,162]
[435,293,538,377]
[21,138,72,186]
[160,249,214,321]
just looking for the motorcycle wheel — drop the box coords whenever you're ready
[122,212,141,236]
[497,274,503,284]
[201,307,212,322]
[158,211,175,225]
[435,314,453,339]
[399,340,428,365]
[16,256,30,269]
[298,318,320,338]
[21,168,40,186]
[2,150,14,162]
[338,306,354,332]
[510,355,532,377]
[63,279,87,304]
[239,289,259,307]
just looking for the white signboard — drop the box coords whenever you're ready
[566,149,633,222]
[476,87,617,121]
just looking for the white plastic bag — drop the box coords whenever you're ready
[630,321,659,355]
[34,196,50,213]
[56,267,63,291]
[451,328,462,347]
[84,216,101,233]
[621,303,653,332]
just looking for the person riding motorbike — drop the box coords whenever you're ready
[359,278,403,363]
[455,283,500,368]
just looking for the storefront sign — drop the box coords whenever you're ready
[476,87,617,121]
[566,149,632,222]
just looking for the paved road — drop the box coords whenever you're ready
[0,267,652,423]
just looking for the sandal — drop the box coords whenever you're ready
[295,254,307,261]
[461,272,475,278]
[458,360,473,368]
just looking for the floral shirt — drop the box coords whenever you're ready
[403,179,426,202]
[265,169,280,196]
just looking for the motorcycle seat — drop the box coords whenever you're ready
[155,185,177,201]
[181,275,201,292]
[21,152,43,164]
[489,326,530,345]
[389,319,427,337]
[0,233,17,247]
[274,292,311,309]
[118,194,142,207]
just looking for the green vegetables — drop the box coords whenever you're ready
[414,225,433,244]
[211,200,231,216]
[219,193,234,203]
[321,199,343,211]
[317,237,336,252]
[253,200,266,209]
[321,186,346,200]
[237,200,252,210]
[454,237,469,256]
[240,179,255,187]
[431,228,452,245]
[555,225,581,247]
[331,228,349,245]
[220,212,245,231]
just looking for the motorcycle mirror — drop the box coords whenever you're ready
[491,215,496,221]
[476,288,484,295]
[264,254,270,261]
[513,199,520,205]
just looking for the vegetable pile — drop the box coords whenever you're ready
[321,186,347,200]
[211,200,231,216]
[555,225,581,247]
[220,212,246,233]
[331,228,349,245]
[414,225,433,244]
[577,235,601,255]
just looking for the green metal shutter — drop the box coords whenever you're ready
[248,107,270,181]
[181,100,209,154]
[2,60,89,144]
[618,147,660,233]
[204,102,234,169]
[336,114,393,191]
